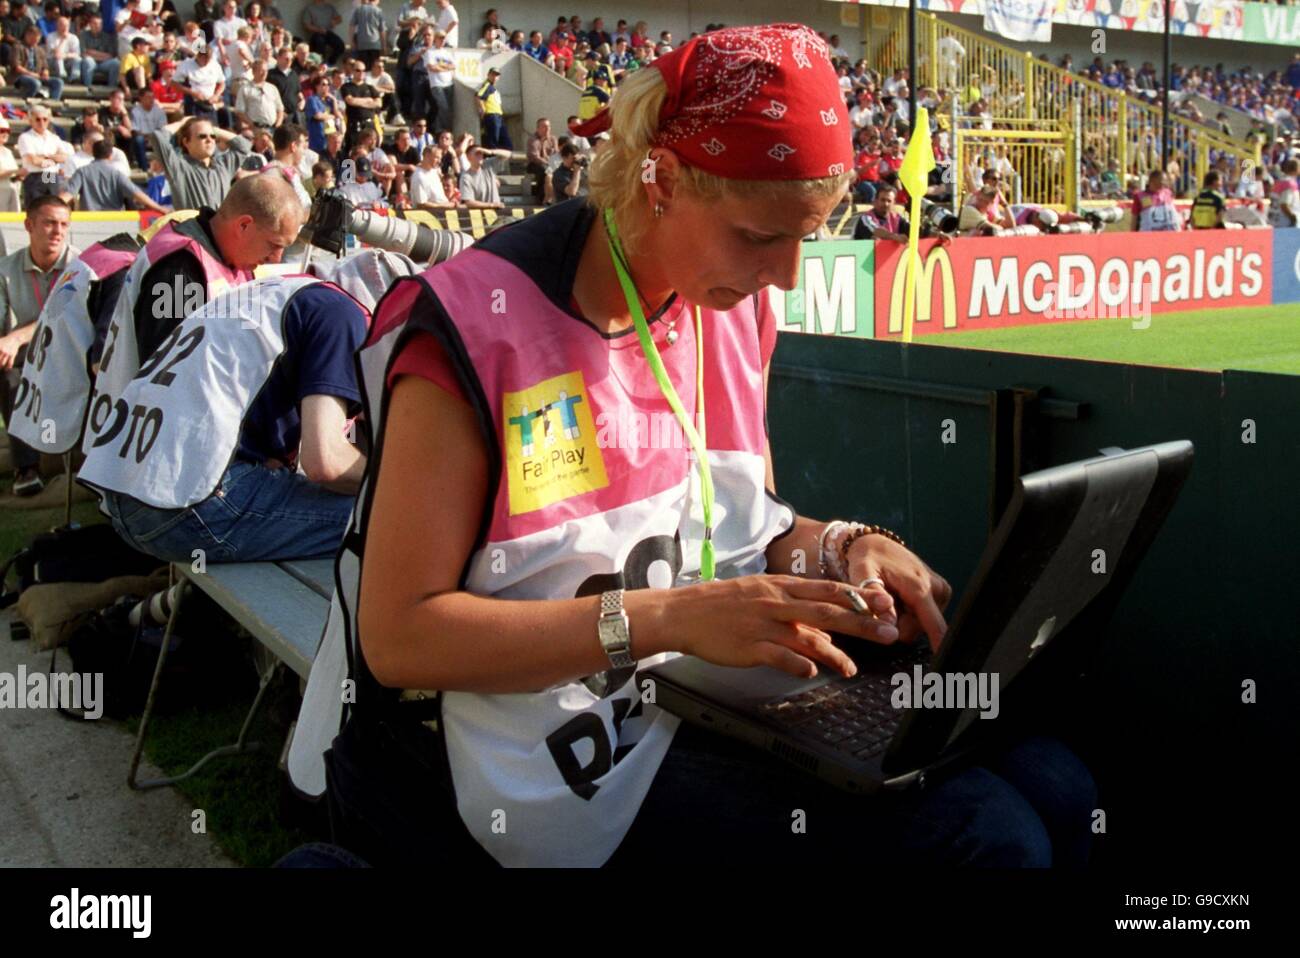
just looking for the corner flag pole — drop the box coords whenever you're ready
[898,107,934,344]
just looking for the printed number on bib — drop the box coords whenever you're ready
[545,533,682,800]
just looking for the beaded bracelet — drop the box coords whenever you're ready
[840,524,907,574]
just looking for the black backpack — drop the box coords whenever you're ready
[0,524,161,610]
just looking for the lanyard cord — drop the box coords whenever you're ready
[602,207,715,581]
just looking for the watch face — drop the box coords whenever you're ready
[581,665,636,699]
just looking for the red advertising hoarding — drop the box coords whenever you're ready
[872,230,1274,338]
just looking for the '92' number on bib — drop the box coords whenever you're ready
[88,324,206,462]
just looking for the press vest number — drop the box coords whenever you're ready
[87,324,205,462]
[546,533,683,800]
[12,377,40,423]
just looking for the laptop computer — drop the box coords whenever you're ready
[645,440,1194,794]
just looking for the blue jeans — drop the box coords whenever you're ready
[101,460,356,563]
[854,180,878,203]
[15,74,64,100]
[91,57,121,88]
[326,711,1096,868]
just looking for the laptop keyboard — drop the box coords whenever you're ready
[759,643,929,759]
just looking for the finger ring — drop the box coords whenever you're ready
[857,577,884,590]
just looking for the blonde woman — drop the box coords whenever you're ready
[306,24,1096,869]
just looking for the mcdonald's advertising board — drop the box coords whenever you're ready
[871,231,1274,337]
[766,240,874,338]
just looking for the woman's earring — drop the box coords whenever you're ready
[654,202,664,218]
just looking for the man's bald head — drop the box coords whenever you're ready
[211,174,305,269]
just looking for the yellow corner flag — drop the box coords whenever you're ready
[897,108,935,344]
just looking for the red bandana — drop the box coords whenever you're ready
[572,23,853,181]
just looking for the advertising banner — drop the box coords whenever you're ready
[767,240,875,338]
[835,0,1246,41]
[1269,228,1300,305]
[1242,1,1300,46]
[984,0,1055,43]
[871,231,1273,337]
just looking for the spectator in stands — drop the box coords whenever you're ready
[212,0,245,65]
[150,57,183,116]
[550,141,586,201]
[268,44,304,126]
[338,152,383,207]
[0,3,22,74]
[419,27,454,130]
[46,14,88,86]
[521,29,549,66]
[304,73,341,152]
[406,143,449,209]
[349,0,385,69]
[118,33,152,92]
[409,116,433,156]
[475,65,510,151]
[432,0,457,47]
[177,19,205,59]
[1133,170,1182,231]
[0,195,76,496]
[457,143,505,209]
[302,0,343,65]
[102,87,148,170]
[34,0,56,38]
[173,44,227,122]
[1267,158,1300,228]
[525,116,556,205]
[226,23,256,99]
[16,105,70,206]
[132,86,168,144]
[305,158,333,199]
[339,57,380,151]
[366,54,397,123]
[1191,171,1227,230]
[259,122,311,210]
[11,22,62,99]
[77,10,118,87]
[153,114,252,210]
[236,57,284,129]
[69,137,165,212]
[0,118,21,212]
[319,128,345,177]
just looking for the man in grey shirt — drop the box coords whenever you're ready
[458,144,508,209]
[70,137,167,212]
[153,115,252,210]
[349,0,387,69]
[0,195,79,495]
[303,0,344,66]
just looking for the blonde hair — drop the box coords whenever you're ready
[587,68,854,254]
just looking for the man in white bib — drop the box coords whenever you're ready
[83,253,415,562]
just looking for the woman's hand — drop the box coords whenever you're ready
[844,535,952,651]
[640,575,901,681]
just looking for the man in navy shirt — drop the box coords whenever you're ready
[99,282,371,562]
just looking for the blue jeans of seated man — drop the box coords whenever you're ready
[15,75,64,101]
[101,460,355,563]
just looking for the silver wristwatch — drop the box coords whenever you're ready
[597,589,636,669]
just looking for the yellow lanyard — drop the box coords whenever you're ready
[602,208,715,580]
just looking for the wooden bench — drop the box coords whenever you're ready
[127,559,334,790]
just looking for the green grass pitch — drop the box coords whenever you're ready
[913,304,1300,375]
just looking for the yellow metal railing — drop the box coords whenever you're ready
[953,120,1075,207]
[872,10,1258,196]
